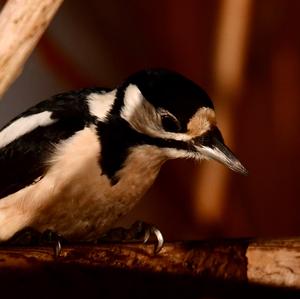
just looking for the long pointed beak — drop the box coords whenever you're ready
[194,127,248,175]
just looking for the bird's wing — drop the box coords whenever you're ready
[0,88,108,199]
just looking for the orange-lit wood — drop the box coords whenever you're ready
[1,238,300,289]
[0,0,63,99]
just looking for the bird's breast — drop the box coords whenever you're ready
[19,126,167,240]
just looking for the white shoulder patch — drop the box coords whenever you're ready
[87,90,116,121]
[121,84,144,122]
[0,111,55,148]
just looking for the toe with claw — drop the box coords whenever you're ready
[99,221,164,254]
[41,229,64,257]
[5,227,64,258]
[142,224,164,254]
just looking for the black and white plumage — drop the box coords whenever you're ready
[0,69,247,242]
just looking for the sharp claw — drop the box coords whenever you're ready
[54,240,62,258]
[100,221,164,254]
[151,227,164,254]
[143,228,151,244]
[142,225,164,254]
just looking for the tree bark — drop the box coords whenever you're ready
[1,238,300,298]
[0,0,64,99]
[247,238,300,288]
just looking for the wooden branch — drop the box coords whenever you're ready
[1,238,300,297]
[247,238,300,287]
[0,0,64,99]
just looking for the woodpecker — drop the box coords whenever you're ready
[0,69,247,248]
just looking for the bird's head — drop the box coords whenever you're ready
[105,69,247,176]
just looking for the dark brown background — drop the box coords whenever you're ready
[1,0,299,240]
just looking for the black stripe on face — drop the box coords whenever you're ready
[97,119,193,184]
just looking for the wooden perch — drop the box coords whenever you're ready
[1,238,300,297]
[0,0,63,99]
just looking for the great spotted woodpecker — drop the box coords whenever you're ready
[0,69,247,252]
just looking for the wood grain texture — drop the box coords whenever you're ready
[1,239,300,298]
[0,241,248,280]
[0,0,63,99]
[247,238,300,288]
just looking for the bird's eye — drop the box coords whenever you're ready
[161,114,181,133]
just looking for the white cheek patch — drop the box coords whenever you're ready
[120,84,191,142]
[87,90,116,121]
[162,148,199,160]
[121,84,144,122]
[0,111,55,148]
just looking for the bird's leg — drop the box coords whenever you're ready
[5,227,64,257]
[40,229,64,257]
[98,221,164,254]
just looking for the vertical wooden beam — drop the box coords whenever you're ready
[193,0,252,225]
[0,0,64,99]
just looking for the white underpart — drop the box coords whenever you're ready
[87,89,116,121]
[0,126,167,241]
[0,111,55,148]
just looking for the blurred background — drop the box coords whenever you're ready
[0,0,300,240]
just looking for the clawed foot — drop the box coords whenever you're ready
[99,221,164,254]
[42,229,63,257]
[4,222,165,257]
[141,222,164,254]
[6,227,64,258]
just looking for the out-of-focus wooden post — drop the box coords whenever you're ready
[0,0,64,99]
[193,0,252,225]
